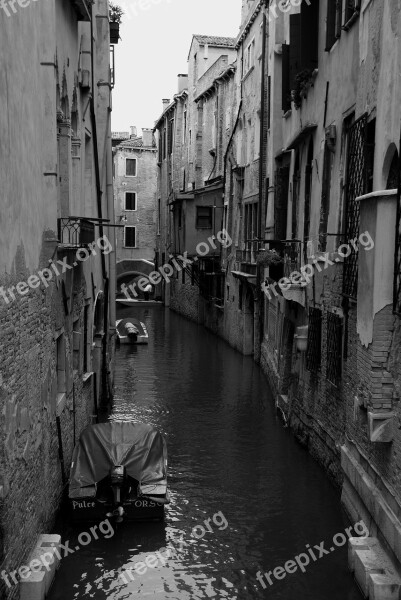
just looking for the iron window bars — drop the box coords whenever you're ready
[326,311,343,386]
[306,307,322,373]
[342,113,368,299]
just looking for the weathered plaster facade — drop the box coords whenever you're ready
[0,0,115,596]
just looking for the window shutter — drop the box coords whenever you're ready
[281,44,291,111]
[325,0,337,51]
[335,0,343,38]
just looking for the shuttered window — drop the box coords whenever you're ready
[282,44,291,111]
[326,0,342,51]
[124,226,136,248]
[125,158,137,177]
[196,207,213,229]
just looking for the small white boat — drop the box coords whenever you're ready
[116,318,149,345]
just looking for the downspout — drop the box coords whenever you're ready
[90,7,109,405]
[256,8,267,363]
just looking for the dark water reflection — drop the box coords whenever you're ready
[48,306,361,599]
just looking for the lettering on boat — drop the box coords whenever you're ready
[72,500,96,509]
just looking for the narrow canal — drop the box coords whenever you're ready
[48,306,362,599]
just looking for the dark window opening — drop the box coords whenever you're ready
[306,307,322,373]
[326,311,343,386]
[326,0,343,51]
[125,192,136,211]
[304,139,313,251]
[168,119,174,155]
[196,206,213,229]
[319,142,333,251]
[125,226,136,248]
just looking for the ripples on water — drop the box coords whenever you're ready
[48,306,361,600]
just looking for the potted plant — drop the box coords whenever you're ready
[109,3,123,44]
[256,249,284,268]
[291,69,314,109]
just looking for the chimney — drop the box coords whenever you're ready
[142,128,153,148]
[162,99,170,111]
[177,74,188,94]
[130,125,137,138]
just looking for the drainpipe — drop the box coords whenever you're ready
[90,7,110,405]
[255,8,267,363]
[107,117,117,333]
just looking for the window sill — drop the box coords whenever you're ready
[283,109,292,119]
[82,372,93,383]
[342,10,359,31]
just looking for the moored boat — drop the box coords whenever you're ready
[116,318,149,344]
[68,421,169,522]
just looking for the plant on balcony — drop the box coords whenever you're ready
[109,3,123,43]
[291,69,314,109]
[256,249,284,268]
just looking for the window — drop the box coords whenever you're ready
[157,198,161,235]
[56,334,66,394]
[168,119,174,155]
[319,140,333,251]
[158,131,163,163]
[163,129,166,160]
[73,319,81,372]
[325,0,342,50]
[125,158,137,177]
[83,305,89,373]
[326,311,343,386]
[244,39,255,73]
[196,206,213,229]
[306,307,322,373]
[125,192,137,211]
[343,0,360,30]
[125,226,136,247]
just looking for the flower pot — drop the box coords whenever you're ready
[294,325,308,352]
[110,22,120,44]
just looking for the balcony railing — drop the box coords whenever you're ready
[58,217,96,248]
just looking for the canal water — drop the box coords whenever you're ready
[48,305,362,599]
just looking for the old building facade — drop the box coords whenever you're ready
[0,0,115,596]
[113,128,157,299]
[155,0,401,591]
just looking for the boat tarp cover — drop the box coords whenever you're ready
[117,318,146,336]
[69,422,167,499]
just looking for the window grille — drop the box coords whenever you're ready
[306,307,322,373]
[326,311,343,386]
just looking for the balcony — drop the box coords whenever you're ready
[58,217,96,250]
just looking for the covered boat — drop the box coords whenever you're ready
[68,422,169,522]
[116,318,149,344]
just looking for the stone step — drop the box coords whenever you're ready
[349,537,401,599]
